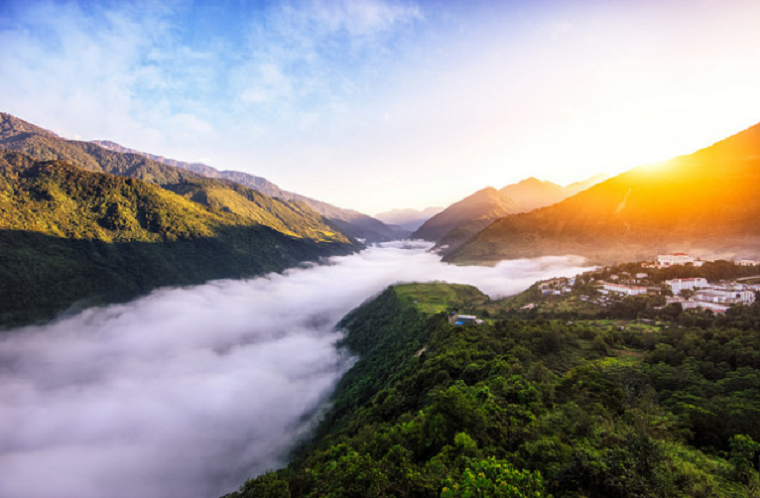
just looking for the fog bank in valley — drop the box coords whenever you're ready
[0,241,592,498]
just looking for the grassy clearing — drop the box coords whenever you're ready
[394,282,487,315]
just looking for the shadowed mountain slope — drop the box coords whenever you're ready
[411,187,521,250]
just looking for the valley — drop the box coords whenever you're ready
[3,2,760,495]
[229,266,760,498]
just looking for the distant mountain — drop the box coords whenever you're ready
[407,175,608,254]
[410,187,520,250]
[500,177,565,212]
[500,174,609,212]
[446,123,760,265]
[564,173,610,196]
[374,206,443,231]
[92,140,408,242]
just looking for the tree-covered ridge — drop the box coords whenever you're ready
[92,139,410,242]
[0,152,216,242]
[0,151,350,243]
[0,113,348,240]
[227,282,760,498]
[0,112,407,242]
[0,151,359,326]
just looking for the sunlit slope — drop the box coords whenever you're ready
[0,151,358,326]
[90,139,409,242]
[446,123,760,265]
[0,113,362,242]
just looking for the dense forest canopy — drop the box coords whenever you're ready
[226,280,760,498]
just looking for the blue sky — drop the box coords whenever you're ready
[2,0,760,214]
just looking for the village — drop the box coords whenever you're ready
[446,252,759,327]
[535,252,759,314]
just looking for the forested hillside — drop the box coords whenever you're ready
[226,282,760,498]
[0,112,408,242]
[0,151,358,326]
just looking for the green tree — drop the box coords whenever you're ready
[232,470,291,498]
[730,434,760,484]
[441,457,544,498]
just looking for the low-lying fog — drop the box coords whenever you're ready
[0,241,592,498]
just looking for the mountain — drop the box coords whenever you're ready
[374,206,443,231]
[0,113,407,243]
[407,175,608,254]
[564,173,610,196]
[500,174,609,213]
[226,281,760,498]
[446,123,760,265]
[410,187,520,250]
[500,177,566,211]
[91,140,408,242]
[0,148,359,326]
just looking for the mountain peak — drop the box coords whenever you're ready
[447,122,760,265]
[0,112,59,141]
[520,176,544,185]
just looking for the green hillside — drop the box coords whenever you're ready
[227,282,760,498]
[0,113,356,239]
[0,151,358,326]
[446,123,760,266]
[92,138,409,242]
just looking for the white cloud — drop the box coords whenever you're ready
[0,243,592,498]
[309,0,422,36]
[233,0,421,111]
[0,0,215,150]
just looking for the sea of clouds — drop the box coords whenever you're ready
[0,241,592,498]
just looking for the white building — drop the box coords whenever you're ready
[601,283,648,296]
[694,286,755,304]
[666,278,709,294]
[657,253,695,266]
[737,260,757,267]
[682,301,730,313]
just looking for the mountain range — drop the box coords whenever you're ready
[500,174,609,212]
[411,175,608,253]
[374,206,443,231]
[446,123,760,265]
[91,140,408,242]
[411,187,521,250]
[0,113,365,325]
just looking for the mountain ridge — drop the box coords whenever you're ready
[0,121,362,326]
[410,187,521,250]
[374,206,443,231]
[446,122,760,265]
[91,139,408,242]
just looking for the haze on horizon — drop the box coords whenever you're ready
[2,0,760,215]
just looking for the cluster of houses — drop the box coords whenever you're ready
[521,252,758,314]
[539,277,576,296]
[595,252,759,313]
[664,278,757,313]
[645,252,757,269]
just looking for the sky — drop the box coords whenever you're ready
[0,242,592,498]
[2,0,760,215]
